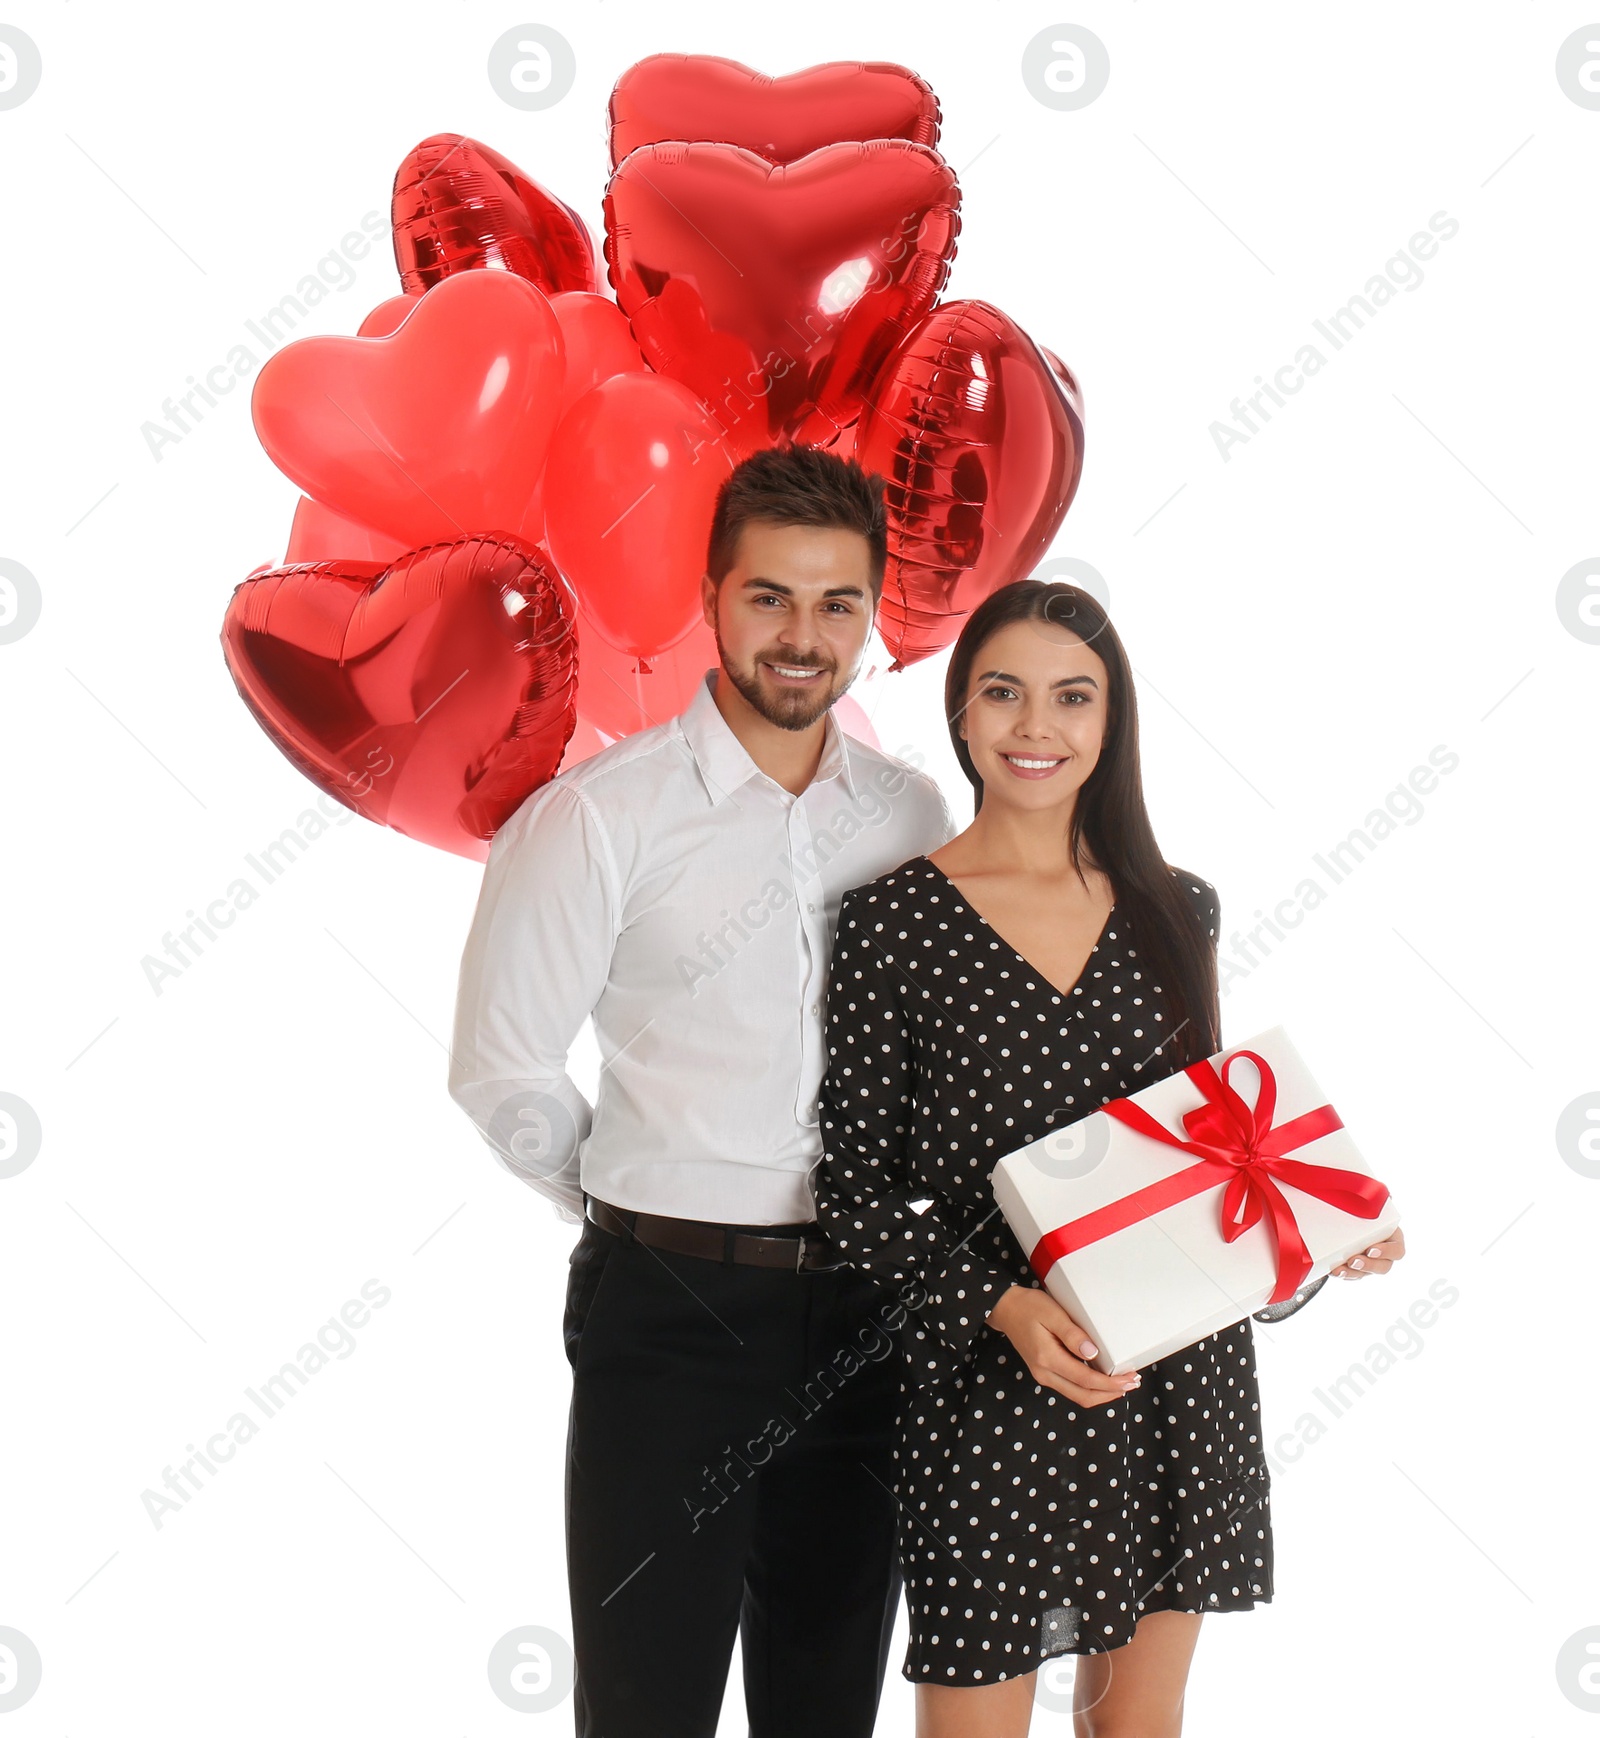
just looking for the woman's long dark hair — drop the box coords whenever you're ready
[943,580,1219,1069]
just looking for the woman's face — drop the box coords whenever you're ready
[957,616,1110,815]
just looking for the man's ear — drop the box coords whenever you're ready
[700,570,717,628]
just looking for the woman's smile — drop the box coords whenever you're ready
[997,749,1070,778]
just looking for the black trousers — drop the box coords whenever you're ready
[563,1213,905,1737]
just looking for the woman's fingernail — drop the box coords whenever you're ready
[1081,1341,1098,1359]
[1367,1247,1382,1258]
[1350,1257,1365,1269]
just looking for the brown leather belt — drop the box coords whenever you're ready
[585,1195,847,1272]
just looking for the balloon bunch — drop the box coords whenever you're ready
[222,54,1084,862]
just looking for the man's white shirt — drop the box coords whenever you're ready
[448,668,956,1224]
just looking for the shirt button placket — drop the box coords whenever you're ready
[789,801,825,1118]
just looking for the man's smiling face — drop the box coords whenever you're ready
[702,519,878,731]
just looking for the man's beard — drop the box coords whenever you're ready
[712,622,849,732]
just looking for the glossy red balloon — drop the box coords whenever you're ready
[252,269,563,549]
[833,693,881,749]
[609,55,941,168]
[1039,344,1084,406]
[550,291,649,418]
[544,373,737,661]
[810,420,857,464]
[573,625,884,747]
[574,613,719,738]
[221,536,577,861]
[283,495,410,565]
[604,140,960,455]
[854,301,1086,670]
[556,714,611,774]
[391,133,596,296]
[358,295,419,337]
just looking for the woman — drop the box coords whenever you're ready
[815,581,1405,1737]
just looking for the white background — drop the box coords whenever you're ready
[1,3,1595,1733]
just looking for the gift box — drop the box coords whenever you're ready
[989,1024,1402,1375]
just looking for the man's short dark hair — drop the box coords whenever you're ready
[706,443,888,596]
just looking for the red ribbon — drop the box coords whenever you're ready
[1028,1049,1390,1305]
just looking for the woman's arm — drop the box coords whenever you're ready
[814,886,1021,1365]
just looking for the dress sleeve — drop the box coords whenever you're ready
[1251,1274,1332,1321]
[814,885,1020,1363]
[1176,869,1327,1328]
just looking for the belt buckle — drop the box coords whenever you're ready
[797,1230,837,1273]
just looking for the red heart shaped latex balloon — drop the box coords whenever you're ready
[502,293,651,551]
[391,133,596,296]
[221,536,577,860]
[358,295,418,337]
[574,613,719,739]
[549,291,649,419]
[251,269,563,549]
[604,140,960,454]
[544,372,737,662]
[283,495,410,565]
[854,301,1086,670]
[609,55,941,168]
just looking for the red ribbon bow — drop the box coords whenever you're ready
[1029,1049,1390,1305]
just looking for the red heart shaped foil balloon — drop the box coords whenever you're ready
[604,140,960,454]
[609,55,941,168]
[1038,344,1083,404]
[251,269,563,550]
[221,536,577,860]
[391,133,596,296]
[853,301,1086,670]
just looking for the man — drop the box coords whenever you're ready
[448,443,954,1737]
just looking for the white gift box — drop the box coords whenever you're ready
[989,1024,1402,1375]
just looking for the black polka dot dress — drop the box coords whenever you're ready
[814,857,1322,1685]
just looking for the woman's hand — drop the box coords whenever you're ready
[1329,1225,1406,1280]
[985,1284,1141,1408]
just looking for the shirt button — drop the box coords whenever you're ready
[810,1004,819,1015]
[807,902,816,913]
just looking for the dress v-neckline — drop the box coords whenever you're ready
[917,855,1118,1003]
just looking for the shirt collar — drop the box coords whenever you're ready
[680,668,859,807]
